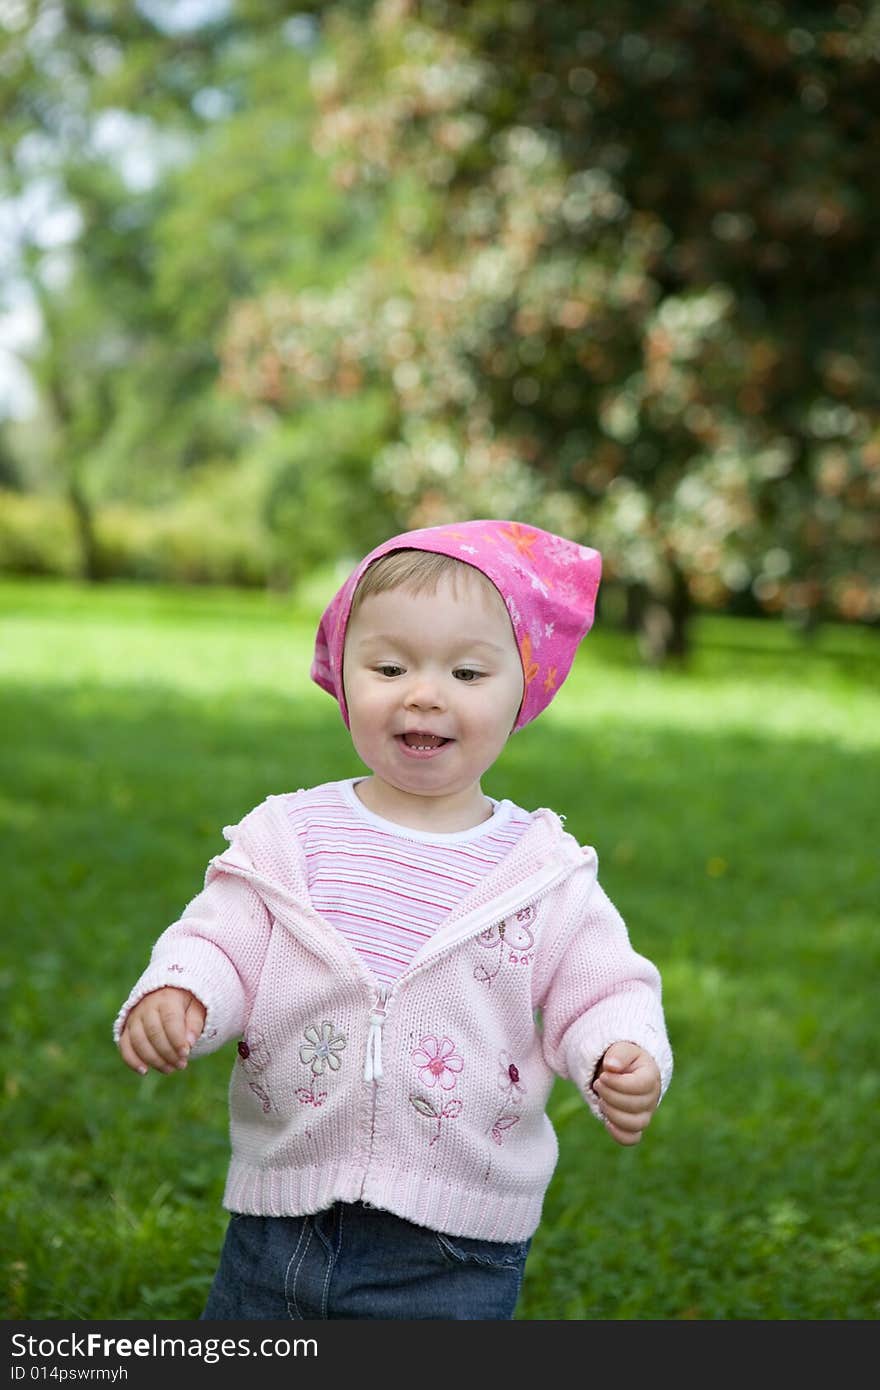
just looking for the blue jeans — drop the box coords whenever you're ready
[202,1202,531,1320]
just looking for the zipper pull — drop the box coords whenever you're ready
[364,988,388,1082]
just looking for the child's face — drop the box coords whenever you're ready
[342,570,524,824]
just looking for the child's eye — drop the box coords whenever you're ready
[375,664,404,678]
[453,668,482,682]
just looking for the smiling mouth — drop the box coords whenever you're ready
[399,732,450,751]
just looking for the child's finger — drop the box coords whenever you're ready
[117,1028,150,1076]
[600,1041,642,1073]
[119,1020,168,1075]
[183,995,207,1045]
[598,1060,660,1098]
[595,1077,644,1106]
[603,1097,651,1129]
[601,1097,653,1137]
[602,1113,644,1146]
[594,1080,654,1113]
[154,996,193,1059]
[127,1011,183,1073]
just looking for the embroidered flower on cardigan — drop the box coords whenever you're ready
[237,1030,270,1075]
[299,1021,347,1075]
[498,1051,527,1104]
[296,1082,327,1108]
[488,1112,520,1146]
[410,1094,463,1147]
[411,1035,463,1091]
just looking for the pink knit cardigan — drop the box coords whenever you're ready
[114,789,673,1242]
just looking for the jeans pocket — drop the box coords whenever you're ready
[433,1231,531,1270]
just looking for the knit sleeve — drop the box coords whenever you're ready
[536,879,673,1120]
[111,867,272,1058]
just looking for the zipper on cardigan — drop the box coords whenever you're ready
[214,849,583,1079]
[359,859,576,1086]
[363,987,389,1082]
[360,987,390,1202]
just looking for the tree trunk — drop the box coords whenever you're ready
[67,474,105,582]
[44,366,105,582]
[633,566,692,665]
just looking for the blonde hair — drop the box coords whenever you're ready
[349,548,502,618]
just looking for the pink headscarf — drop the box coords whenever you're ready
[311,519,602,731]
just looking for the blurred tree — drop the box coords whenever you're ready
[145,13,398,586]
[221,0,880,652]
[0,422,19,489]
[1,1,231,574]
[0,1,389,583]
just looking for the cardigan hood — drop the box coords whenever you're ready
[114,788,673,1242]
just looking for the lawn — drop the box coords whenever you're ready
[1,576,878,1320]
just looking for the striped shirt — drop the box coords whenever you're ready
[285,778,533,987]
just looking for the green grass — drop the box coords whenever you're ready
[2,576,878,1320]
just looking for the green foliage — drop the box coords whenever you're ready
[222,1,880,632]
[0,384,400,586]
[0,4,390,581]
[242,391,401,586]
[0,486,269,587]
[3,1,880,647]
[0,492,81,578]
[1,580,878,1319]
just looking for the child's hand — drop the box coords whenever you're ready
[118,987,206,1076]
[592,1042,661,1146]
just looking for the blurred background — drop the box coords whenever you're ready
[1,0,878,1321]
[1,0,878,648]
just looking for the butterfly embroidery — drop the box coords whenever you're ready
[478,909,535,953]
[474,907,536,984]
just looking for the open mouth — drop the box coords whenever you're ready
[398,732,451,752]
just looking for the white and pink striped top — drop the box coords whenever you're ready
[285,779,533,987]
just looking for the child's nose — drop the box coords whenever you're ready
[404,673,445,710]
